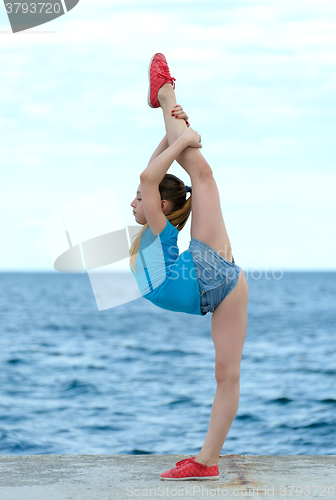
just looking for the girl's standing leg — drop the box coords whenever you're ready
[194,271,249,466]
[158,83,233,263]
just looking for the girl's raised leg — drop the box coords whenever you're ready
[158,84,233,263]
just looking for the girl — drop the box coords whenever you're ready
[129,53,249,481]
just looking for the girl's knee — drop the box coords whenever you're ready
[182,149,213,178]
[195,157,213,178]
[214,362,240,385]
[199,164,213,179]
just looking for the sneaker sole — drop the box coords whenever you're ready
[147,53,157,108]
[160,475,219,481]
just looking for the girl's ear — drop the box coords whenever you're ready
[161,199,169,212]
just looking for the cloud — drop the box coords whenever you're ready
[21,103,52,118]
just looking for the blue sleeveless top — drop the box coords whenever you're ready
[129,219,202,315]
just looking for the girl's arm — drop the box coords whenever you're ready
[140,135,189,185]
[147,106,190,164]
[140,128,202,186]
[148,135,169,164]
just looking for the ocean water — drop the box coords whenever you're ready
[0,271,335,456]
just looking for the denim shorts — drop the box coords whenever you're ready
[189,237,242,315]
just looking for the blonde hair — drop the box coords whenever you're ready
[129,173,192,272]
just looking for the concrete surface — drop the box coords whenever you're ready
[0,454,335,499]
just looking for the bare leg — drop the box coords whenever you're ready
[195,270,249,466]
[158,84,233,263]
[157,83,249,468]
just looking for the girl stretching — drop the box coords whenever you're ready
[129,53,249,481]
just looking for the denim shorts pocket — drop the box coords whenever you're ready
[199,266,241,315]
[189,238,237,296]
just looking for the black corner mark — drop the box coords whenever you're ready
[4,0,80,34]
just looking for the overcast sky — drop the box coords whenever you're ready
[0,0,335,273]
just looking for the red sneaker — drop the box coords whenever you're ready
[147,53,176,108]
[160,457,219,481]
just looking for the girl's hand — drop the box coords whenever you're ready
[180,127,202,149]
[172,104,190,127]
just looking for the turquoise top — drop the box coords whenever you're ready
[129,219,202,316]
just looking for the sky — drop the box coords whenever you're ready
[0,0,335,273]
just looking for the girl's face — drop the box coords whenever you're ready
[130,184,147,225]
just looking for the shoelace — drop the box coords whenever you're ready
[175,457,195,468]
[155,60,176,89]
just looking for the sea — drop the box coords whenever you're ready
[0,271,335,456]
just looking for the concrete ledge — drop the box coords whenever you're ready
[0,454,335,499]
